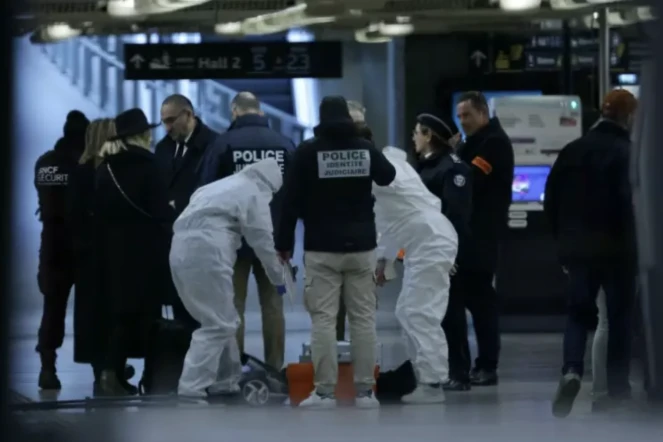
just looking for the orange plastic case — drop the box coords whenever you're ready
[286,362,379,406]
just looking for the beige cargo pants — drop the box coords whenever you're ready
[304,250,377,395]
[233,255,285,370]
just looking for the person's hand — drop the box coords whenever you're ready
[561,266,569,275]
[276,285,287,296]
[448,133,461,148]
[277,250,291,265]
[375,259,387,287]
[450,263,458,276]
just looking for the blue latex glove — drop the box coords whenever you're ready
[276,285,287,296]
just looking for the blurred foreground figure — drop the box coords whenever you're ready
[373,145,458,404]
[34,110,89,389]
[171,159,285,398]
[545,89,638,417]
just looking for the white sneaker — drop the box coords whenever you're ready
[402,384,446,404]
[355,390,380,409]
[298,391,337,409]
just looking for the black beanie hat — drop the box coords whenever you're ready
[63,110,90,139]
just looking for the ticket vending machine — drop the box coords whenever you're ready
[490,96,583,331]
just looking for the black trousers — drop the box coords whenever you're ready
[442,274,471,382]
[36,225,75,355]
[562,259,636,397]
[453,268,501,372]
[36,279,73,353]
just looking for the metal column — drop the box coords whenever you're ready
[597,8,611,100]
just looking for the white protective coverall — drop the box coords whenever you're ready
[170,158,285,397]
[373,146,458,384]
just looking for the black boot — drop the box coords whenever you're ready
[552,371,581,418]
[38,351,61,390]
[470,368,498,386]
[442,379,471,391]
[99,370,138,396]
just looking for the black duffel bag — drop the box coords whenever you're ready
[139,318,195,395]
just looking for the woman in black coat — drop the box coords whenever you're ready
[69,118,135,388]
[94,108,174,395]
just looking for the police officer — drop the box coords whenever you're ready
[198,91,295,370]
[455,91,514,386]
[547,90,638,418]
[413,113,473,391]
[275,96,396,408]
[34,110,88,389]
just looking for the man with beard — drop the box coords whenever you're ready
[155,94,229,327]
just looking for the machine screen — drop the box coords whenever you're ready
[512,165,550,203]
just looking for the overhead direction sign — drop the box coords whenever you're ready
[123,42,343,80]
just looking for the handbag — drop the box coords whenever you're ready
[106,163,152,218]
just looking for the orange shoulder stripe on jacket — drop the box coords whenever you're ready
[472,156,493,175]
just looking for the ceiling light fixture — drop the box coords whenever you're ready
[498,0,542,11]
[355,24,392,44]
[214,22,243,35]
[377,21,414,36]
[30,23,82,44]
[239,2,336,35]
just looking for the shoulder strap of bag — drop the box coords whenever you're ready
[106,163,153,219]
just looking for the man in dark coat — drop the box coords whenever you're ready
[547,90,638,417]
[34,110,88,389]
[454,91,514,387]
[155,94,228,328]
[198,92,295,370]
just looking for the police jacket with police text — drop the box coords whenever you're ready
[544,120,635,262]
[274,113,396,253]
[197,114,295,186]
[417,150,473,266]
[197,113,296,257]
[154,118,221,218]
[34,137,83,223]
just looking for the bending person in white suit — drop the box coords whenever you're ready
[170,158,285,398]
[373,145,458,404]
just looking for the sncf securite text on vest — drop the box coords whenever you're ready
[36,166,69,186]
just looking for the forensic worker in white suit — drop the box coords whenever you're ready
[373,146,458,404]
[170,158,285,398]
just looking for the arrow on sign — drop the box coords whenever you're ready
[470,50,487,68]
[129,54,145,69]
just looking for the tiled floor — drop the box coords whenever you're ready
[9,317,660,442]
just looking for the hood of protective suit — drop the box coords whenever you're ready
[372,145,457,259]
[239,158,283,194]
[382,146,407,162]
